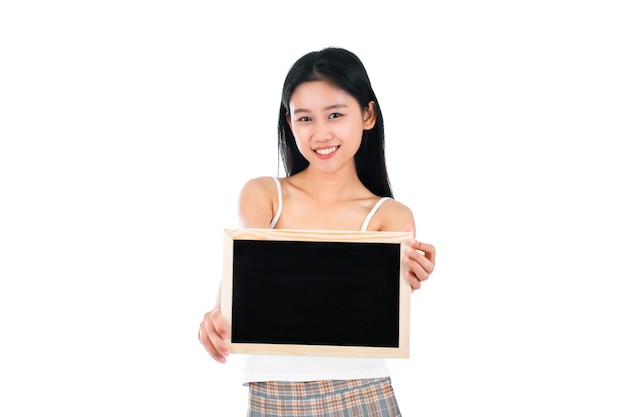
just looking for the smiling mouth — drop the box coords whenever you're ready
[315,146,338,155]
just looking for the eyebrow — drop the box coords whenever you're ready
[292,104,349,115]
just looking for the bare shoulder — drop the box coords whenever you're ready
[379,198,416,232]
[238,176,280,228]
[240,176,278,197]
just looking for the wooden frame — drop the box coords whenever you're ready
[221,228,412,358]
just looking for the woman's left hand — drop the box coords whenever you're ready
[403,225,436,291]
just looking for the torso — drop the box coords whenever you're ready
[238,174,413,385]
[271,174,392,231]
[238,173,415,236]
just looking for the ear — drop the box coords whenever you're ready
[285,112,292,130]
[363,101,377,130]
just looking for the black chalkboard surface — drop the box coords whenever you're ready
[221,229,412,358]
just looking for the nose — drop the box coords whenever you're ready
[311,120,333,142]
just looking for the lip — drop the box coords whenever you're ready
[314,146,338,159]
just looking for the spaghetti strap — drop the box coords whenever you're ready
[360,197,392,231]
[269,177,282,229]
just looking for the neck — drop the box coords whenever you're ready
[297,166,367,200]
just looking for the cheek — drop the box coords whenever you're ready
[338,122,364,146]
[294,140,307,156]
[292,125,311,145]
[291,130,308,155]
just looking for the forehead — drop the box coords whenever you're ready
[289,80,357,109]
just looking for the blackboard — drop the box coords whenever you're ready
[221,228,412,358]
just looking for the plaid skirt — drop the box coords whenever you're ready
[247,377,402,417]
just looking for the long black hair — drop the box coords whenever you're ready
[277,47,393,198]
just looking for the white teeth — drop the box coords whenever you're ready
[315,147,337,155]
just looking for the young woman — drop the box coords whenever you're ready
[198,47,436,416]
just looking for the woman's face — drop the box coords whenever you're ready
[287,80,375,175]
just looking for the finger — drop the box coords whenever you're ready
[414,241,436,263]
[211,309,230,339]
[199,311,230,363]
[405,270,421,291]
[403,224,415,239]
[405,249,433,283]
[407,239,425,256]
[198,320,226,363]
[406,247,435,275]
[405,256,431,282]
[208,310,231,360]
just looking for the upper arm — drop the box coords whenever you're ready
[379,200,416,234]
[238,176,277,228]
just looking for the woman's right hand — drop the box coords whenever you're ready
[197,308,230,363]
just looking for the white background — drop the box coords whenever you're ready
[1,1,625,416]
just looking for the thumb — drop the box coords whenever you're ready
[403,224,415,239]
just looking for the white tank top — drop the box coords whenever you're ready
[242,177,393,384]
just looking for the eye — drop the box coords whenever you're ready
[297,116,312,122]
[329,113,342,119]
